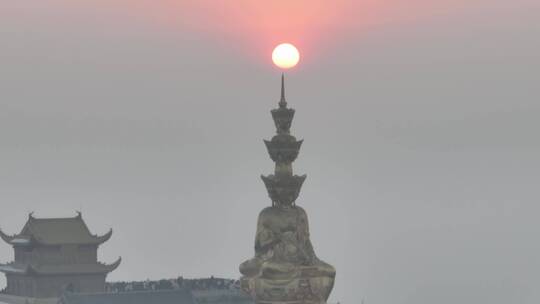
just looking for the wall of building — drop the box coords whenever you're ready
[6,274,106,298]
[14,245,98,266]
[35,274,106,298]
[5,274,35,297]
[14,245,38,265]
[75,245,98,263]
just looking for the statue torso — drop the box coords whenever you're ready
[255,206,315,265]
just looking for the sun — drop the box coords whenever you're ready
[272,43,300,69]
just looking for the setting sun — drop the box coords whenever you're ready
[272,43,300,69]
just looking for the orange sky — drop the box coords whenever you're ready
[0,0,473,66]
[1,2,540,304]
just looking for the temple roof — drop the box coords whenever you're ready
[0,212,112,246]
[0,257,121,275]
[58,289,196,304]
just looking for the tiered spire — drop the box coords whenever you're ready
[261,74,306,207]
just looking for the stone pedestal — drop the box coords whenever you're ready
[241,270,335,304]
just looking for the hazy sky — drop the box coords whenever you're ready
[1,1,540,303]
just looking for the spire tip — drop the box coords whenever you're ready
[279,73,287,108]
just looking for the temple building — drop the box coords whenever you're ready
[0,213,121,298]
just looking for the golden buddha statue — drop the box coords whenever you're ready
[240,75,336,304]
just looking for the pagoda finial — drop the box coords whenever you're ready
[279,73,287,108]
[262,73,306,207]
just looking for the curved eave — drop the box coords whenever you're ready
[103,256,122,273]
[95,228,113,245]
[0,264,28,275]
[0,230,32,247]
[0,228,15,244]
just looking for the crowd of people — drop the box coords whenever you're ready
[105,276,242,293]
